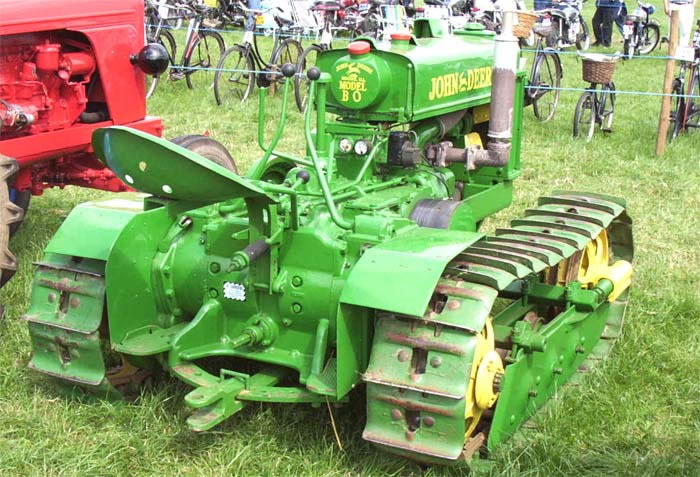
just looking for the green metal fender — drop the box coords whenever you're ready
[339,226,483,317]
[45,195,145,261]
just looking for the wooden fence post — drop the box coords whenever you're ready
[656,10,680,156]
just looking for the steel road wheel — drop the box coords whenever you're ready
[531,52,561,122]
[684,70,700,131]
[214,45,254,105]
[295,44,323,112]
[668,79,684,141]
[573,91,595,141]
[576,19,590,51]
[146,30,176,99]
[170,135,238,173]
[638,23,660,55]
[184,31,225,90]
[0,156,24,290]
[599,82,616,132]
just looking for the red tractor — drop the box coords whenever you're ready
[0,0,168,302]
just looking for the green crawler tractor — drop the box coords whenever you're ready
[23,15,633,463]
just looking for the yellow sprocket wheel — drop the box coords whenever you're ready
[464,319,504,439]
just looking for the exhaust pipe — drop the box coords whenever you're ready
[425,11,519,170]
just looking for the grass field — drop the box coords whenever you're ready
[2,3,700,475]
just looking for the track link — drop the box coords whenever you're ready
[362,192,633,463]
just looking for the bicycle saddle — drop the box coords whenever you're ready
[639,2,654,11]
[312,0,342,11]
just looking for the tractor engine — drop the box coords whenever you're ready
[0,34,98,138]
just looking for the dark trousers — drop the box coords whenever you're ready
[615,3,627,34]
[592,6,617,46]
[534,0,551,11]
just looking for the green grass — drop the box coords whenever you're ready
[2,5,700,475]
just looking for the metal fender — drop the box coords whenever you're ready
[45,195,144,261]
[340,226,483,317]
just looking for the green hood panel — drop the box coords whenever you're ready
[340,227,482,317]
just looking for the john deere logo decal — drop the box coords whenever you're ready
[336,62,374,103]
[428,67,492,101]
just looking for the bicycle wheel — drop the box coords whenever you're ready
[531,52,561,122]
[638,23,660,55]
[573,91,595,142]
[576,19,590,51]
[272,38,303,91]
[684,69,700,130]
[295,44,323,112]
[146,30,176,99]
[184,31,225,90]
[214,45,255,105]
[668,78,684,141]
[599,82,615,132]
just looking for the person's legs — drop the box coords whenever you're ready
[601,6,616,46]
[593,6,603,43]
[668,3,693,46]
[615,3,627,35]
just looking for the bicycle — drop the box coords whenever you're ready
[213,3,303,105]
[668,20,700,141]
[147,0,226,99]
[573,53,618,142]
[527,23,563,122]
[294,2,345,112]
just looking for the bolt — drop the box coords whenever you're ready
[291,276,303,287]
[405,430,415,441]
[209,288,218,298]
[391,409,402,420]
[423,416,435,427]
[510,415,516,424]
[553,367,563,375]
[210,262,221,273]
[430,356,442,368]
[70,297,80,309]
[575,345,585,354]
[447,300,460,310]
[528,389,538,397]
[282,318,292,327]
[397,350,410,362]
[291,303,303,314]
[48,293,56,303]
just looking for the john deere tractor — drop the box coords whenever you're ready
[23,15,633,463]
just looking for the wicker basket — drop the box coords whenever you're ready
[514,11,538,39]
[580,54,619,84]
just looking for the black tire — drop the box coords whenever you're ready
[272,38,303,100]
[573,91,595,142]
[599,83,616,132]
[184,31,226,90]
[0,156,23,288]
[8,188,30,236]
[170,135,238,173]
[685,70,700,131]
[638,23,660,55]
[669,79,684,141]
[146,30,176,99]
[214,45,255,105]
[295,44,323,112]
[576,18,590,51]
[531,52,561,122]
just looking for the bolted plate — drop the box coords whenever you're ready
[93,127,275,204]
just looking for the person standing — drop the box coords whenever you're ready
[664,0,697,46]
[592,0,621,47]
[615,0,628,35]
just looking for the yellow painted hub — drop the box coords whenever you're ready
[577,230,610,286]
[464,319,504,439]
